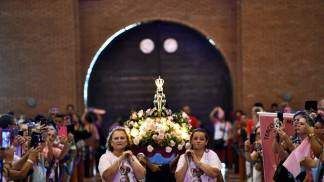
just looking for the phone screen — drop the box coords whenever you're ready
[2,130,11,149]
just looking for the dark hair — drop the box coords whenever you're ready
[190,128,209,142]
[271,103,278,107]
[293,111,313,126]
[0,114,15,128]
[84,111,97,124]
[314,114,323,125]
[254,102,264,108]
[107,128,131,151]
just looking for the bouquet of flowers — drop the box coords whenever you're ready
[124,108,192,155]
[124,76,192,157]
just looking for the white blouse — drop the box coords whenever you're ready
[176,150,222,182]
[98,150,137,182]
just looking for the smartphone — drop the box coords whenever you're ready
[30,132,43,148]
[27,123,34,136]
[1,129,11,149]
[274,112,283,130]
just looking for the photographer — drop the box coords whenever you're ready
[244,125,263,182]
[0,114,43,181]
[272,111,316,181]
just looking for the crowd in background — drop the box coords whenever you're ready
[0,99,323,181]
[0,105,107,182]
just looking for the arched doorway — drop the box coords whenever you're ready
[85,20,232,123]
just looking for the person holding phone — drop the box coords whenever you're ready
[98,127,146,182]
[244,125,263,182]
[175,128,223,182]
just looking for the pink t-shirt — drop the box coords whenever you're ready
[176,150,222,182]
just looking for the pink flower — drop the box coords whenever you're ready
[177,144,184,151]
[147,145,154,153]
[170,140,176,147]
[166,146,172,153]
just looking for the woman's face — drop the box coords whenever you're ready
[314,122,324,139]
[294,116,308,135]
[110,130,128,152]
[47,129,56,142]
[191,131,207,150]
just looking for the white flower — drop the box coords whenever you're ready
[185,142,191,149]
[161,117,167,123]
[177,144,184,151]
[182,112,189,119]
[147,145,154,152]
[138,110,144,118]
[170,140,176,147]
[152,134,158,140]
[130,128,139,137]
[133,138,140,145]
[129,121,134,126]
[166,146,172,153]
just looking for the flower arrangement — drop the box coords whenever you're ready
[123,76,192,160]
[124,108,192,156]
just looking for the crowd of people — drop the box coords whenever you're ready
[0,105,106,182]
[0,99,323,181]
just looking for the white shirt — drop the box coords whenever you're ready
[176,150,222,182]
[98,150,137,182]
[214,121,231,140]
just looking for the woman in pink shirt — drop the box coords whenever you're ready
[176,128,223,182]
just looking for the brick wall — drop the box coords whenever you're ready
[240,0,324,113]
[0,0,80,117]
[0,0,323,117]
[78,0,239,113]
